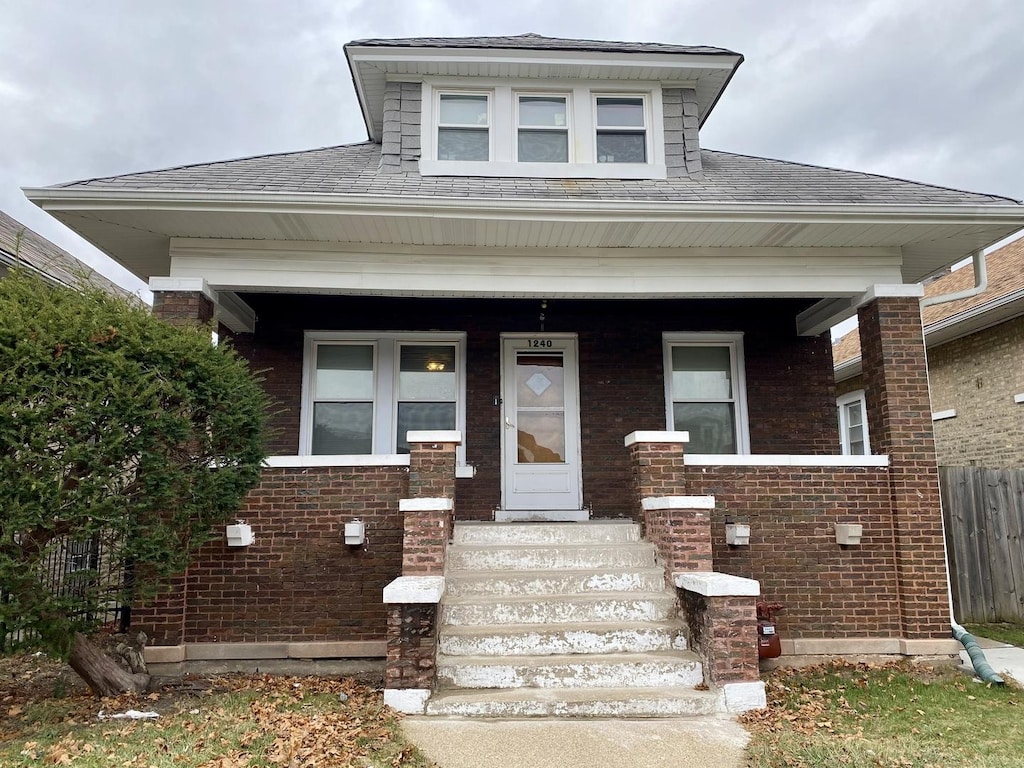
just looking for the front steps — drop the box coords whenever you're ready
[427,520,712,717]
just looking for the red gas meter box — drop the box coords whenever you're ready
[756,601,784,660]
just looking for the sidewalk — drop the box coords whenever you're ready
[960,635,1024,684]
[402,716,748,768]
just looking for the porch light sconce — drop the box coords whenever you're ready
[835,523,863,546]
[226,522,254,547]
[725,523,751,547]
[425,361,446,372]
[344,519,366,546]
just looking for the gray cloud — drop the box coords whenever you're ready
[2,0,1022,292]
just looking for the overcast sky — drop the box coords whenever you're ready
[2,0,1023,296]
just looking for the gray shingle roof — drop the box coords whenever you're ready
[0,210,131,297]
[347,33,739,58]
[49,142,1019,207]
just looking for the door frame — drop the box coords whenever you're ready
[497,332,585,520]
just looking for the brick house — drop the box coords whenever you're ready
[834,237,1024,468]
[26,35,1024,714]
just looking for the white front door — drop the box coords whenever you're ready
[500,334,584,515]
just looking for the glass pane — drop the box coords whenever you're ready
[518,130,568,162]
[397,402,456,453]
[312,402,372,454]
[849,438,866,456]
[596,97,644,127]
[438,127,488,161]
[673,402,736,454]
[844,401,864,428]
[519,96,567,127]
[516,354,564,407]
[315,345,373,399]
[671,346,732,400]
[439,94,488,125]
[517,411,566,463]
[596,132,646,163]
[399,345,457,400]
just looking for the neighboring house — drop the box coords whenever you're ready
[25,34,1024,714]
[0,210,127,296]
[834,237,1024,468]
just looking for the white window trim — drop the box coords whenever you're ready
[837,390,870,456]
[419,79,666,179]
[514,91,572,164]
[300,331,467,465]
[931,409,957,421]
[662,332,751,454]
[593,93,651,165]
[436,90,493,162]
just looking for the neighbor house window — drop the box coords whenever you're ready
[595,96,647,163]
[838,390,869,455]
[437,93,490,161]
[302,333,466,458]
[663,333,749,454]
[517,94,569,162]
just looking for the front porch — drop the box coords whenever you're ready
[136,285,957,713]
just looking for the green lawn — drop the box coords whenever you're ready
[743,660,1023,767]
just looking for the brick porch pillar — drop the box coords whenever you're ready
[384,431,460,713]
[858,288,949,642]
[625,431,713,572]
[150,278,215,327]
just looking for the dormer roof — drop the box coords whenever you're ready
[344,33,743,141]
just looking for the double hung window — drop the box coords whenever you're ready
[437,93,490,161]
[303,333,465,458]
[663,333,749,454]
[837,391,869,455]
[517,94,569,162]
[595,96,647,163]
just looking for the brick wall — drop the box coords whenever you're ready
[234,296,836,519]
[385,604,438,689]
[681,592,759,685]
[685,465,903,639]
[132,465,408,645]
[929,315,1024,468]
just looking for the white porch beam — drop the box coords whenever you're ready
[795,296,859,337]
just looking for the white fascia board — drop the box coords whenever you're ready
[833,357,863,383]
[149,276,216,303]
[24,187,1024,224]
[215,290,257,333]
[858,284,925,306]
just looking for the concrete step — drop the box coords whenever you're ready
[436,650,703,689]
[438,620,688,657]
[441,592,677,626]
[444,567,667,597]
[446,542,657,572]
[425,686,719,718]
[453,521,640,546]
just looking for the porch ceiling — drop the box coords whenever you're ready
[30,194,1024,292]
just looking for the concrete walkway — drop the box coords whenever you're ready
[960,635,1024,684]
[401,716,749,768]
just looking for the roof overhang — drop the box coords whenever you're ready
[834,287,1024,382]
[343,43,743,140]
[23,187,1024,290]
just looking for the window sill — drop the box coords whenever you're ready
[264,455,477,476]
[419,159,666,180]
[682,454,890,468]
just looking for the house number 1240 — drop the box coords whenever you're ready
[529,339,553,348]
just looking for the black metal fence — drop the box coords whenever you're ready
[1,533,129,651]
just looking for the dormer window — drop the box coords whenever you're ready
[595,96,647,163]
[517,94,569,163]
[437,93,490,161]
[420,81,666,179]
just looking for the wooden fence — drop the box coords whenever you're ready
[940,466,1024,624]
